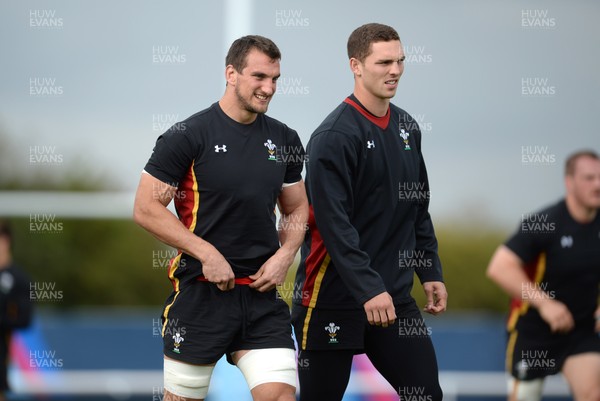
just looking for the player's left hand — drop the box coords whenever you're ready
[249,251,293,292]
[422,281,447,315]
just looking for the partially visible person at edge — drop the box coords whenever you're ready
[0,221,34,401]
[487,150,600,401]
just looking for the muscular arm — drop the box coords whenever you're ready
[250,180,309,292]
[133,172,234,290]
[486,245,574,333]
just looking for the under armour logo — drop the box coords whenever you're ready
[367,141,375,149]
[560,235,573,248]
[214,145,227,153]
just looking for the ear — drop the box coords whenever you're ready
[565,175,574,194]
[349,58,362,77]
[225,64,237,86]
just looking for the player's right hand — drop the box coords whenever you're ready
[201,249,235,291]
[363,292,396,327]
[536,299,574,334]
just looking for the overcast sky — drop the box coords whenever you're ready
[1,0,599,229]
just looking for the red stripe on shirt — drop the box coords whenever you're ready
[174,164,197,229]
[302,206,329,306]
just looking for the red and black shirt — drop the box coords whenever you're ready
[505,200,600,333]
[294,95,443,310]
[144,102,304,290]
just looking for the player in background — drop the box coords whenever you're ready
[134,35,308,401]
[0,221,33,401]
[487,150,600,401]
[292,23,446,401]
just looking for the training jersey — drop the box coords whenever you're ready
[0,264,33,329]
[144,102,304,290]
[293,94,443,310]
[505,200,600,333]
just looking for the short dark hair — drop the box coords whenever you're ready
[347,23,400,62]
[225,35,281,72]
[565,150,599,176]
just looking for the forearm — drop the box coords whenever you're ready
[277,206,308,261]
[133,193,216,265]
[486,245,550,309]
[133,175,215,260]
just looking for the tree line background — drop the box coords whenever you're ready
[1,131,509,312]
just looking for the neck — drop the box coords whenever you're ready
[218,96,257,125]
[353,87,390,117]
[0,254,11,270]
[565,196,597,223]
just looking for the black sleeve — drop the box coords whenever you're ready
[0,267,33,329]
[412,130,444,284]
[505,219,544,264]
[143,125,199,186]
[307,130,387,305]
[283,128,305,185]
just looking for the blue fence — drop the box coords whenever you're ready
[7,309,571,401]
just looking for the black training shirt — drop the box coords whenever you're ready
[144,102,304,290]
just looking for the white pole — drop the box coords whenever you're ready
[223,0,253,54]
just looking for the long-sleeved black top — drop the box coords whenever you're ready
[293,95,443,310]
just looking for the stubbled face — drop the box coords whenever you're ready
[566,156,600,210]
[353,40,405,100]
[232,49,280,115]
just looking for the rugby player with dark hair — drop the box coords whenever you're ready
[134,35,308,401]
[487,150,600,401]
[292,23,446,401]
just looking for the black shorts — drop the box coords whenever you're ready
[0,331,9,391]
[162,281,294,365]
[507,327,600,380]
[292,299,430,351]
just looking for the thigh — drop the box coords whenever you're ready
[233,348,297,401]
[297,349,354,401]
[228,287,294,357]
[291,304,366,351]
[562,353,600,401]
[365,301,442,401]
[507,329,564,380]
[291,305,368,401]
[562,332,600,401]
[163,357,215,401]
[162,282,242,364]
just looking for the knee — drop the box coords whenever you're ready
[575,387,600,401]
[252,384,296,401]
[275,388,297,401]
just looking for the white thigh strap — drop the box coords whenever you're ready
[508,377,544,401]
[164,357,214,399]
[236,348,297,390]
